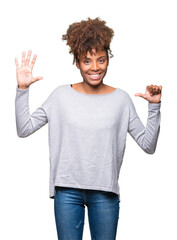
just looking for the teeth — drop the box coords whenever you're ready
[89,74,99,77]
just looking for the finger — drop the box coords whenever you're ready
[153,85,161,95]
[15,58,19,68]
[152,86,156,95]
[134,93,147,99]
[146,85,152,92]
[147,85,155,96]
[21,51,26,67]
[159,85,162,90]
[32,76,43,83]
[155,85,159,93]
[15,58,20,73]
[25,50,32,66]
[30,54,37,71]
[157,86,162,94]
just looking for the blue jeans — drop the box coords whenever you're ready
[54,186,120,240]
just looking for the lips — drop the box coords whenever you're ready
[88,73,102,80]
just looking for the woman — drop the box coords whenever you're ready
[15,17,162,240]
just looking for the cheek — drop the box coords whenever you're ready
[79,68,89,77]
[101,61,108,69]
[80,66,90,73]
[102,64,108,72]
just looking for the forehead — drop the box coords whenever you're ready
[81,49,107,59]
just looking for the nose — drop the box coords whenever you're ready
[91,61,99,71]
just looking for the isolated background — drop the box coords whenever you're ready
[0,0,176,239]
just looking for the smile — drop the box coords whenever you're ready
[88,73,102,80]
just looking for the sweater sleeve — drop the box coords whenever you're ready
[128,97,161,154]
[15,86,48,138]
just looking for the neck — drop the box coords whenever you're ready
[81,81,106,94]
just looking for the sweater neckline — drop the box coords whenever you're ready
[69,84,118,96]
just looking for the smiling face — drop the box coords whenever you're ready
[76,48,108,87]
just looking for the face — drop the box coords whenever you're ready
[76,49,108,86]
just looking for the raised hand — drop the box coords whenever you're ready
[15,50,43,89]
[134,85,162,103]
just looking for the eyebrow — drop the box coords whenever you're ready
[82,56,107,60]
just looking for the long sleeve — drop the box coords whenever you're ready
[128,98,161,154]
[15,86,48,138]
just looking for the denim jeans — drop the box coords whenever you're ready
[54,186,120,240]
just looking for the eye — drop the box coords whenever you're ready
[99,59,106,63]
[84,60,90,64]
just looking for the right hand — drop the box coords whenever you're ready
[15,50,43,89]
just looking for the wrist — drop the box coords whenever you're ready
[18,84,29,90]
[149,100,161,104]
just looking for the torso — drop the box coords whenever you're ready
[71,83,116,95]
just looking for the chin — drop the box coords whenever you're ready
[89,81,103,87]
[85,78,104,87]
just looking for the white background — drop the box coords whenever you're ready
[0,0,176,239]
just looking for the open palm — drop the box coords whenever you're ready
[15,50,43,89]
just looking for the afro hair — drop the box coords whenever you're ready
[62,17,114,64]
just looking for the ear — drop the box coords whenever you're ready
[76,60,80,69]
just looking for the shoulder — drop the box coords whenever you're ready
[42,84,69,107]
[46,84,69,99]
[115,88,136,111]
[50,84,69,94]
[116,87,131,100]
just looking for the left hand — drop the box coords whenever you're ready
[134,85,162,103]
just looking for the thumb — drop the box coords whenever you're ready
[134,93,146,99]
[33,76,44,83]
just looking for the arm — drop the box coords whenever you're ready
[128,85,162,154]
[15,86,48,137]
[15,50,47,137]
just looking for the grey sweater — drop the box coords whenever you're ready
[15,84,161,199]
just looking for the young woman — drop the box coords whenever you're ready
[15,17,162,240]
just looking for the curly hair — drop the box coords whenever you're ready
[62,17,114,64]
